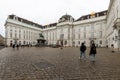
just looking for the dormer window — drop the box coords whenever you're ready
[97,14,99,17]
[104,12,106,15]
[91,15,95,18]
[90,16,93,18]
[87,16,89,19]
[18,18,21,22]
[9,15,14,19]
[15,17,17,20]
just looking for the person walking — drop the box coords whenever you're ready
[89,43,97,62]
[16,44,19,50]
[80,43,86,60]
[111,44,114,53]
[12,44,15,50]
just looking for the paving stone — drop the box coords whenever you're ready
[0,47,120,80]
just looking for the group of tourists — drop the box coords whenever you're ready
[80,42,97,62]
[12,44,19,49]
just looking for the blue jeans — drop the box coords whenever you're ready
[90,54,95,61]
[80,51,86,59]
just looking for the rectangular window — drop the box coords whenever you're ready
[29,31,30,40]
[10,33,12,38]
[84,27,86,32]
[78,34,80,39]
[53,32,54,40]
[15,33,17,38]
[84,27,86,39]
[24,31,25,39]
[91,32,94,38]
[10,29,12,38]
[68,33,70,39]
[78,41,80,44]
[84,32,86,39]
[100,40,102,44]
[50,32,51,40]
[19,30,21,39]
[60,34,64,39]
[26,31,28,40]
[78,29,80,39]
[100,31,102,38]
[19,34,21,39]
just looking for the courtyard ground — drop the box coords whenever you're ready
[0,47,120,80]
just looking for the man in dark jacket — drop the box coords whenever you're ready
[89,43,97,62]
[80,43,86,60]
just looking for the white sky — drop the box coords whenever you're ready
[0,0,110,37]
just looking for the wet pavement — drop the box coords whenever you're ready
[0,46,5,50]
[0,47,120,80]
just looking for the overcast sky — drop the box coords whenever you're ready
[0,0,110,37]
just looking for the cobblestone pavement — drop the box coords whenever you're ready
[0,46,5,50]
[0,47,120,80]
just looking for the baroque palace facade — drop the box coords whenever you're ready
[5,0,120,49]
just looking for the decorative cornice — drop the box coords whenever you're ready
[6,19,43,31]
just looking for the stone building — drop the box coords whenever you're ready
[5,15,43,46]
[106,0,120,49]
[0,34,5,45]
[5,0,120,50]
[43,12,107,47]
